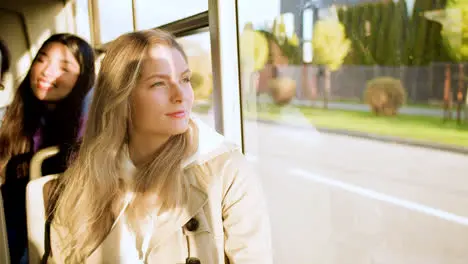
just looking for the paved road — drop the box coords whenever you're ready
[196,113,468,264]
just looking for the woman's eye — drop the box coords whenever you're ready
[151,81,165,88]
[182,77,191,83]
[62,68,70,73]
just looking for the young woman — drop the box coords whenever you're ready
[48,29,272,263]
[0,33,95,263]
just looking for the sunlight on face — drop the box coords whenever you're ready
[131,45,194,138]
[30,42,80,101]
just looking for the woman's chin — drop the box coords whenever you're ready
[32,88,48,101]
[168,121,191,136]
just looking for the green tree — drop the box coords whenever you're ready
[386,0,407,66]
[406,0,449,66]
[424,0,468,122]
[368,3,382,64]
[312,19,351,108]
[375,2,393,65]
[338,0,449,66]
[271,14,301,64]
[424,1,468,62]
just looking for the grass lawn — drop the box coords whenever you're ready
[330,98,443,109]
[193,103,468,148]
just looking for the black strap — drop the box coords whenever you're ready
[40,178,61,263]
[41,217,53,264]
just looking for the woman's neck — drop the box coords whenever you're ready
[128,132,170,166]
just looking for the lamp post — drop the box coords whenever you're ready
[299,0,319,63]
[299,0,320,101]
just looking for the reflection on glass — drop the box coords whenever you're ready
[177,30,215,128]
[135,0,208,30]
[237,0,468,263]
[97,0,133,43]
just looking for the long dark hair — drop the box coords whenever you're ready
[0,33,95,182]
[0,38,11,82]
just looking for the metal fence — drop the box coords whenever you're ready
[257,63,468,104]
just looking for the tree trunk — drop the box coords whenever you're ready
[443,63,452,122]
[465,85,468,124]
[456,63,464,124]
[302,64,310,100]
[323,67,331,109]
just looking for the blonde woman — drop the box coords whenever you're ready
[44,29,272,263]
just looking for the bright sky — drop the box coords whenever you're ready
[237,0,281,28]
[171,0,281,54]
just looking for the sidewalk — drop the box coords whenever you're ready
[285,99,459,118]
[252,117,468,155]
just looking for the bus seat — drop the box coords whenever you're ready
[29,146,59,181]
[0,194,10,264]
[26,175,58,264]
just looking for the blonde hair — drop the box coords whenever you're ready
[51,29,197,262]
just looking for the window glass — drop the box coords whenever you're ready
[135,0,208,30]
[74,0,92,43]
[177,30,214,128]
[97,0,133,43]
[237,0,468,262]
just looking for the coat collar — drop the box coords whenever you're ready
[182,116,234,168]
[118,117,239,251]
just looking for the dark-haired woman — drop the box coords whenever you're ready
[0,33,95,263]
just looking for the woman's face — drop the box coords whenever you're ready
[30,42,80,101]
[131,45,194,138]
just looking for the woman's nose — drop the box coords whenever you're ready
[42,63,60,78]
[171,84,184,103]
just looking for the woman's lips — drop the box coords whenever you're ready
[37,79,55,91]
[165,111,186,118]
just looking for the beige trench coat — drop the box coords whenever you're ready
[48,117,273,264]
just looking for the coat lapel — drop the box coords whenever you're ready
[147,117,239,250]
[147,170,209,250]
[115,117,238,254]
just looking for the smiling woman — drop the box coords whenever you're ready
[0,33,95,263]
[30,42,81,102]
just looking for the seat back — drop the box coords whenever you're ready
[26,175,58,264]
[0,145,59,264]
[29,146,60,181]
[0,193,10,264]
[27,145,60,263]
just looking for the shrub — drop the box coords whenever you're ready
[268,77,296,106]
[364,77,406,116]
[191,72,213,101]
[190,72,204,88]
